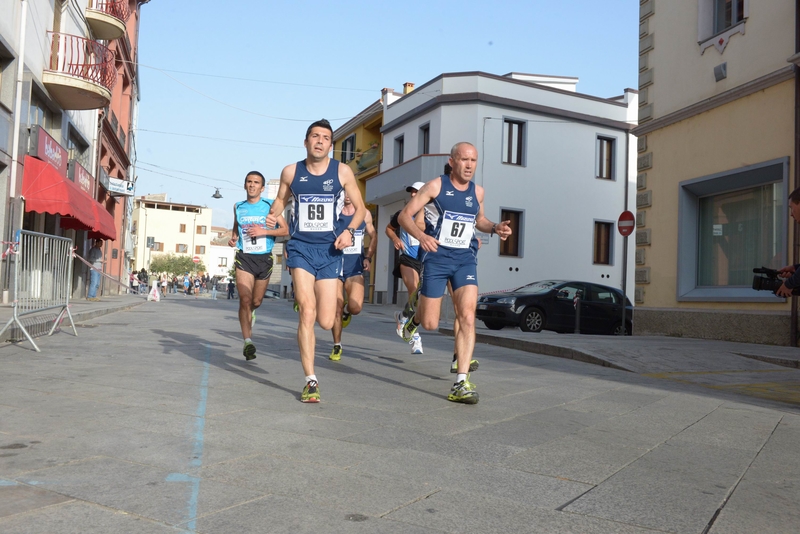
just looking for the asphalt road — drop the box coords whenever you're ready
[0,296,797,533]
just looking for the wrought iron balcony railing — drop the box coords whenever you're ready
[91,0,130,22]
[47,32,116,92]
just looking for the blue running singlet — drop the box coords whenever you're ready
[288,159,345,245]
[235,198,275,254]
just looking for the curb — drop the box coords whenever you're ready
[439,327,633,372]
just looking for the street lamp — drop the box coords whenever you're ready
[212,189,222,199]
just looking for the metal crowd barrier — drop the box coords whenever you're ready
[0,230,77,352]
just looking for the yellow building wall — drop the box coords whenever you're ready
[641,79,794,312]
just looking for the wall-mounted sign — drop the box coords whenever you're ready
[29,125,68,177]
[68,160,95,197]
[107,177,134,196]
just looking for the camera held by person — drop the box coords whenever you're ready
[753,266,800,296]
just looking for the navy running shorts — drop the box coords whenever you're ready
[420,259,478,298]
[340,253,364,281]
[286,240,343,280]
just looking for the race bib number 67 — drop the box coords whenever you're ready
[298,194,334,232]
[440,211,476,249]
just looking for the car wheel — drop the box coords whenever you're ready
[612,321,632,336]
[520,308,545,333]
[483,320,505,330]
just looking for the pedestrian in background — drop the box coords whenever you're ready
[86,240,104,301]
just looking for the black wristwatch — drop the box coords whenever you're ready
[347,227,355,236]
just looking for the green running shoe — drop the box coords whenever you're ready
[401,317,418,342]
[448,375,479,404]
[341,311,352,328]
[251,310,256,329]
[450,359,479,373]
[301,380,320,403]
[243,341,256,361]
[293,301,299,313]
[329,345,342,361]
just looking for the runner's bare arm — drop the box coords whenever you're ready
[228,203,239,247]
[364,211,377,261]
[267,164,295,227]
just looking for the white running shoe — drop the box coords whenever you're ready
[410,333,423,354]
[395,311,405,338]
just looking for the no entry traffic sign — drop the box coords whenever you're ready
[618,211,635,237]
[192,255,200,263]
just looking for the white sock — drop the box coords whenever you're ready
[244,338,252,344]
[305,375,317,384]
[457,373,467,383]
[334,343,341,348]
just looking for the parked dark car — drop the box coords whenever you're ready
[476,280,633,335]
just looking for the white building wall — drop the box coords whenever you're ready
[371,74,637,303]
[132,202,213,273]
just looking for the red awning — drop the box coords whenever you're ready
[91,201,117,241]
[22,155,116,240]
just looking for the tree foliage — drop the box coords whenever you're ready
[149,253,206,277]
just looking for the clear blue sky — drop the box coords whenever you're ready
[134,0,639,228]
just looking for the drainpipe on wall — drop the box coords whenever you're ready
[5,0,29,300]
[792,0,800,346]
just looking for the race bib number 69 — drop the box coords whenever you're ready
[298,194,334,232]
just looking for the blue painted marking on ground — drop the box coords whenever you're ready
[0,479,18,486]
[165,343,211,532]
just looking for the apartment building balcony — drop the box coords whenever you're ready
[365,154,450,205]
[86,0,130,40]
[42,32,116,110]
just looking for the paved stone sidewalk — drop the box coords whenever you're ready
[0,297,797,533]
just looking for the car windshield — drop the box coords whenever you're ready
[515,281,560,293]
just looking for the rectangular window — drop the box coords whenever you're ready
[176,244,188,253]
[596,137,614,180]
[153,242,164,252]
[715,0,745,33]
[502,119,525,166]
[341,134,355,163]
[419,124,430,155]
[678,158,787,301]
[196,225,207,234]
[698,184,781,287]
[394,135,404,165]
[67,131,90,170]
[179,224,186,233]
[219,257,227,267]
[593,221,613,265]
[195,245,205,254]
[29,94,54,133]
[499,209,523,257]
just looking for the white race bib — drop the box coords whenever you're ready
[439,211,475,249]
[298,194,334,232]
[343,230,364,255]
[242,234,267,253]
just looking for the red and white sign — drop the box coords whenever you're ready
[192,255,200,263]
[68,161,94,197]
[618,210,635,237]
[30,125,68,177]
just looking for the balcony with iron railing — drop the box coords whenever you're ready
[42,32,116,110]
[86,0,130,40]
